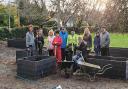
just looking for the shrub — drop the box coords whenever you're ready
[11,27,28,39]
[0,28,11,40]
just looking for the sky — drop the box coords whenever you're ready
[0,0,14,4]
[1,0,14,3]
[3,0,50,3]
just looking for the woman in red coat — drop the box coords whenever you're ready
[52,30,62,64]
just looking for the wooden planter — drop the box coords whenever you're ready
[87,56,128,79]
[17,55,56,80]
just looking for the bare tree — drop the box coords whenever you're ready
[50,0,86,28]
[102,0,128,32]
[50,0,109,28]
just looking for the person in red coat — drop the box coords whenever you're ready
[52,30,62,64]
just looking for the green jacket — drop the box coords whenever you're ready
[67,34,78,46]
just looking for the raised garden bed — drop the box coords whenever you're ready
[17,55,56,80]
[16,47,49,62]
[7,38,26,49]
[87,55,128,79]
[110,47,128,58]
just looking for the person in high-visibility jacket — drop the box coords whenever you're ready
[67,31,78,55]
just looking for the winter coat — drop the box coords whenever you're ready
[100,31,110,48]
[48,36,55,50]
[35,36,44,49]
[52,36,62,64]
[59,31,68,48]
[94,36,100,48]
[83,34,92,49]
[67,34,78,46]
[26,32,35,48]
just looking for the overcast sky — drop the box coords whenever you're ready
[1,0,50,4]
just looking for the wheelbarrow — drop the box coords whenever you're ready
[72,51,112,81]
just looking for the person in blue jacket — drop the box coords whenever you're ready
[94,31,101,56]
[59,27,68,61]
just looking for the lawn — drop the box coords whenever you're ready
[110,33,128,48]
[92,33,128,48]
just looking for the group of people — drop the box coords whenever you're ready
[26,24,110,65]
[94,27,110,56]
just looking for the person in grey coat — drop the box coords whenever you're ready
[26,24,35,56]
[100,27,110,56]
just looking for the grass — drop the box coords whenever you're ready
[92,33,128,48]
[109,33,128,48]
[44,33,128,48]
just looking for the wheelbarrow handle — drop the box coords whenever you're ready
[96,64,112,75]
[98,64,112,73]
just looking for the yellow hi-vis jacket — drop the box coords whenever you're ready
[67,34,78,46]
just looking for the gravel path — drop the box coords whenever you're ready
[0,41,128,89]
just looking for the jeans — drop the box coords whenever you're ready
[28,45,35,56]
[94,46,101,56]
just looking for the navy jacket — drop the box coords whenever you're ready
[94,36,100,48]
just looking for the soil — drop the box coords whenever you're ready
[0,41,128,89]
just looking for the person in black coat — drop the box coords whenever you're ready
[35,30,44,55]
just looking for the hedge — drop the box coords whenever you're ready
[0,27,51,40]
[0,27,28,40]
[11,27,28,39]
[0,28,11,40]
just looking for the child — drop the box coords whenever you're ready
[52,30,62,64]
[35,30,44,55]
[94,31,101,56]
[75,36,88,59]
[78,37,88,59]
[48,30,55,56]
